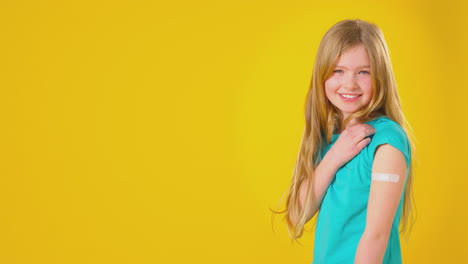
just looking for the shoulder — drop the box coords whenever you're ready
[364,116,411,167]
[367,116,405,134]
[366,116,408,142]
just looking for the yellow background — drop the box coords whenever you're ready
[0,0,466,263]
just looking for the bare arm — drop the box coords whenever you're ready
[292,153,341,224]
[354,144,407,264]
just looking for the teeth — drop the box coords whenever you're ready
[341,94,359,98]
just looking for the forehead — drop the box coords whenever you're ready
[335,44,370,68]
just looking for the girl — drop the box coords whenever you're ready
[271,19,417,263]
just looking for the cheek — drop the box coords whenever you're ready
[324,78,339,92]
[324,80,335,99]
[364,85,374,102]
[360,78,373,95]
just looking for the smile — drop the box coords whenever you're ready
[339,93,362,102]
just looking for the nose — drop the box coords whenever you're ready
[342,73,359,89]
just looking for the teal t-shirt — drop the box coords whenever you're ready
[312,115,411,264]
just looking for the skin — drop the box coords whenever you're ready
[325,43,373,122]
[327,122,407,263]
[291,43,408,263]
[323,44,408,263]
[354,143,407,263]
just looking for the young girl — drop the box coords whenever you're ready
[272,19,417,263]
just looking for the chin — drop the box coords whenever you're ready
[340,107,360,112]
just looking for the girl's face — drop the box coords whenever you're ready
[324,44,373,121]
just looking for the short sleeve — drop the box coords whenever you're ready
[365,123,411,169]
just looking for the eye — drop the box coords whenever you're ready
[359,70,370,75]
[333,69,343,73]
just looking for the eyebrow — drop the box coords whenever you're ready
[335,65,371,69]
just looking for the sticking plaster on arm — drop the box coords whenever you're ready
[371,172,400,183]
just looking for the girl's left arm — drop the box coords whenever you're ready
[354,143,407,264]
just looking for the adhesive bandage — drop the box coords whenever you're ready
[371,172,400,183]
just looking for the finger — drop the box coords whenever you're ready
[353,124,375,134]
[366,125,376,135]
[353,126,375,143]
[356,137,372,150]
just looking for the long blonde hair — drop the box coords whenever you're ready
[271,19,418,245]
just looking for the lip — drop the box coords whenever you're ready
[339,93,362,102]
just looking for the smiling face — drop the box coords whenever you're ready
[324,44,373,121]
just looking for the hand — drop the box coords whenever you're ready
[326,118,376,168]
